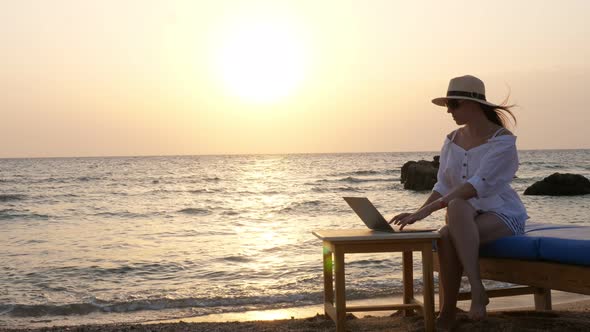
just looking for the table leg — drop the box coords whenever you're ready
[534,288,552,310]
[323,242,334,310]
[422,244,435,332]
[334,247,346,332]
[402,251,415,316]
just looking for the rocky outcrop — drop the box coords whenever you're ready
[401,156,439,191]
[524,173,590,196]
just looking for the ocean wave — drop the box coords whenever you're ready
[220,255,253,263]
[526,165,567,170]
[311,186,363,193]
[93,211,149,219]
[204,177,221,182]
[77,176,104,182]
[278,200,323,214]
[221,210,239,216]
[0,293,324,318]
[347,258,396,268]
[146,189,183,195]
[512,177,537,183]
[189,188,221,194]
[100,262,186,276]
[545,165,566,169]
[520,161,567,169]
[1,280,427,319]
[520,161,567,166]
[337,176,397,183]
[331,170,381,176]
[57,193,79,198]
[311,177,387,184]
[26,262,189,281]
[36,177,68,184]
[178,208,212,215]
[0,194,26,202]
[0,209,50,220]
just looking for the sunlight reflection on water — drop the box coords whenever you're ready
[0,150,589,325]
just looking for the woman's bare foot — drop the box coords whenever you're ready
[468,284,489,320]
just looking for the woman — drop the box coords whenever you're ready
[389,75,528,329]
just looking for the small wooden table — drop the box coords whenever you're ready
[313,229,440,332]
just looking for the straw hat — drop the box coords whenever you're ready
[432,75,500,108]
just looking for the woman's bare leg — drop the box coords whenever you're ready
[436,224,463,330]
[469,212,514,317]
[446,198,513,320]
[446,198,487,320]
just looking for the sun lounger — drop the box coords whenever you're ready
[434,222,590,309]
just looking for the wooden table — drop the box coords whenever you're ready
[312,229,440,332]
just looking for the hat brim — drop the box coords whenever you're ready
[432,96,500,108]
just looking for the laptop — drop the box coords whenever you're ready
[343,197,437,233]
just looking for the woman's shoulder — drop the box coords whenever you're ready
[488,127,517,149]
[446,129,459,140]
[490,127,516,141]
[494,127,514,137]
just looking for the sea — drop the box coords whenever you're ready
[1,150,589,328]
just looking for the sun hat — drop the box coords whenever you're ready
[432,75,500,108]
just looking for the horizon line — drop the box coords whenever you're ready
[1,147,589,160]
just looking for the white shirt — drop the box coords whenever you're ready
[433,130,528,220]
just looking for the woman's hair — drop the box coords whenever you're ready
[479,96,517,128]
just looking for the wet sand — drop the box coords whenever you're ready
[2,296,589,332]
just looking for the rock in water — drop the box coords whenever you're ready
[524,173,590,196]
[401,156,439,191]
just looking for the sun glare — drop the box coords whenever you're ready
[213,16,308,103]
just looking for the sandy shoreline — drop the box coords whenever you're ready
[2,296,589,332]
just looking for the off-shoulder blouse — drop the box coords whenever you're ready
[432,129,528,220]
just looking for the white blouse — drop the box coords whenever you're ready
[432,130,528,219]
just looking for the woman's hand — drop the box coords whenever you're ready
[389,213,411,225]
[389,207,433,230]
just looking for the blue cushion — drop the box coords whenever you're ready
[480,222,590,266]
[479,235,540,260]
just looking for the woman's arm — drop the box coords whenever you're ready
[438,182,477,206]
[389,190,442,226]
[420,191,443,209]
[390,183,477,229]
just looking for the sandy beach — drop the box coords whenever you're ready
[2,296,589,332]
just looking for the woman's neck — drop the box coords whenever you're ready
[463,118,498,138]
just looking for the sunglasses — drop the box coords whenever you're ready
[446,99,463,110]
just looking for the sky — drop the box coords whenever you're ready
[1,0,590,158]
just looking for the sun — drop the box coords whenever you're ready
[213,17,308,103]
